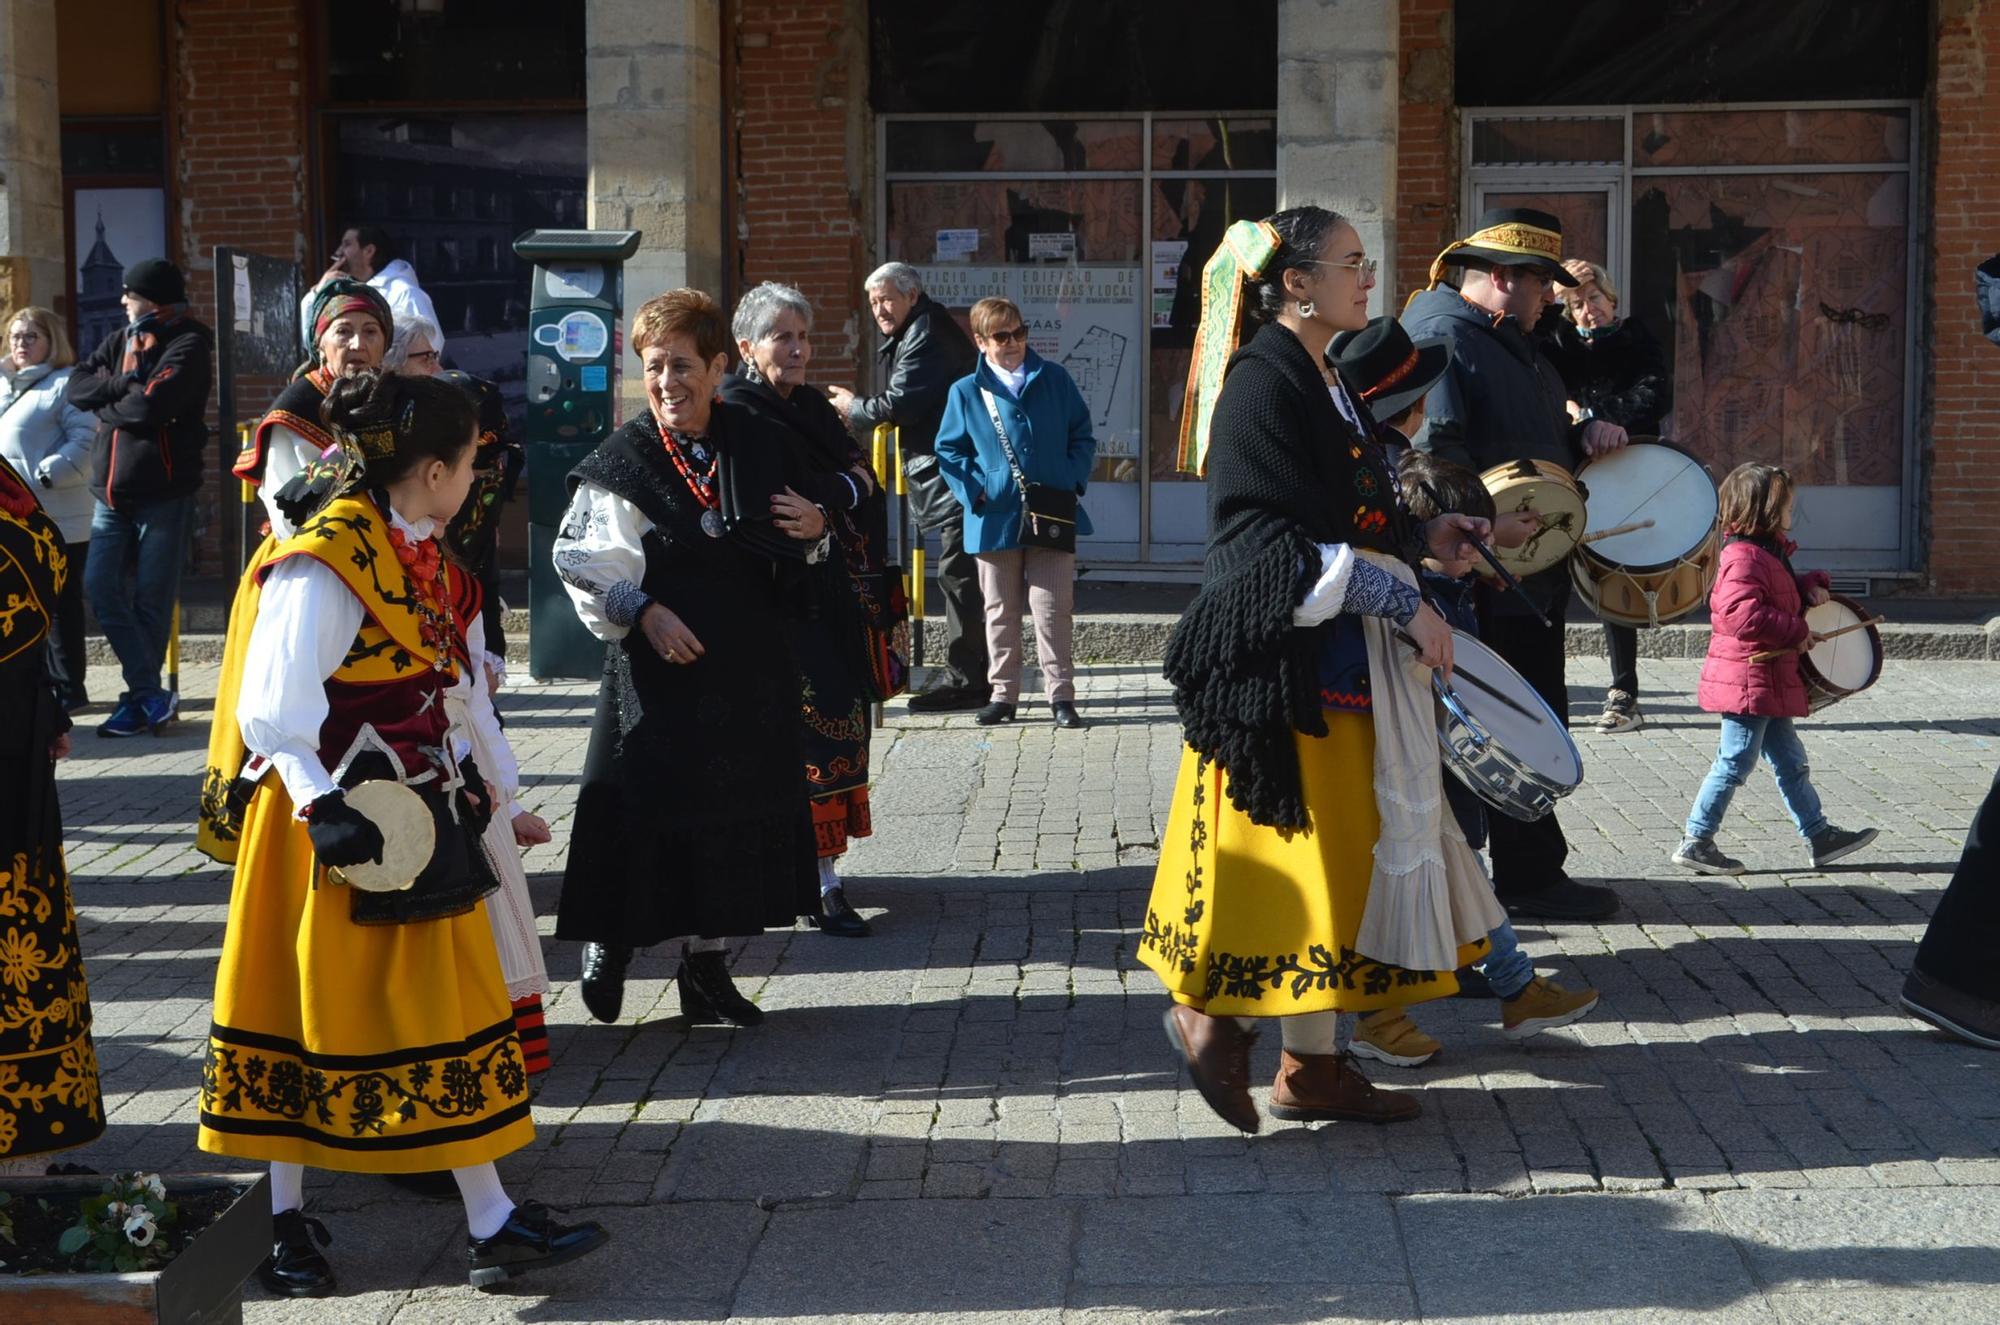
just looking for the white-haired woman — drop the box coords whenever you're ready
[0,307,97,710]
[1548,258,1669,734]
[721,281,884,939]
[385,311,444,376]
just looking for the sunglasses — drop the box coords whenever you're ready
[983,327,1027,345]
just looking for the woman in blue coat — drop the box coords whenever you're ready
[934,297,1096,728]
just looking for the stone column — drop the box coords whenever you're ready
[1276,0,1400,317]
[585,0,726,413]
[0,0,64,316]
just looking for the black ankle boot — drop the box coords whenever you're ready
[259,1209,335,1298]
[677,950,763,1027]
[579,943,632,1024]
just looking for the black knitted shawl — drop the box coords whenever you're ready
[1164,320,1415,830]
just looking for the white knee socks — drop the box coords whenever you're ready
[452,1162,515,1240]
[270,1161,305,1214]
[817,856,840,896]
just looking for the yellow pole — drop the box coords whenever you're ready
[238,423,256,505]
[167,599,181,702]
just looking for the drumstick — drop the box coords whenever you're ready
[1747,615,1885,663]
[1580,518,1656,544]
[1419,480,1553,629]
[1394,630,1545,725]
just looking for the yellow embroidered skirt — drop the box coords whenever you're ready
[197,777,534,1173]
[196,533,277,865]
[1137,712,1487,1016]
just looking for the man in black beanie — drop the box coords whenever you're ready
[66,257,214,737]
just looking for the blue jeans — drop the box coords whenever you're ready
[85,495,194,703]
[1478,921,1535,1000]
[1685,714,1827,842]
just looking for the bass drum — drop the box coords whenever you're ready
[1479,458,1585,579]
[1569,438,1719,627]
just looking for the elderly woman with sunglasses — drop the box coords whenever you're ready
[933,298,1097,729]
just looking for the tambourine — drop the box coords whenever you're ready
[324,780,434,893]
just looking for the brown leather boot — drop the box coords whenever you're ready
[1267,1049,1420,1124]
[1162,1005,1261,1134]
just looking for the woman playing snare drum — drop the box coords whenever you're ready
[1138,206,1513,1134]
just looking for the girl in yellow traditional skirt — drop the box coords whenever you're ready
[198,370,606,1296]
[1139,208,1510,1134]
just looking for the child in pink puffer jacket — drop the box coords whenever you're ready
[1671,463,1877,876]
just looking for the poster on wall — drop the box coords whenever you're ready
[71,188,168,355]
[916,264,1142,459]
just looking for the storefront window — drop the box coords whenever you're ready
[1632,108,1911,169]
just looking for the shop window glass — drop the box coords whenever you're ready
[321,0,584,105]
[1470,118,1623,167]
[1633,109,1911,169]
[1150,118,1277,172]
[885,180,1141,263]
[1148,176,1277,483]
[885,120,1143,174]
[1630,171,1907,488]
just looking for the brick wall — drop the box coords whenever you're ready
[1395,0,1455,306]
[1927,1,2000,593]
[730,0,867,387]
[167,0,308,583]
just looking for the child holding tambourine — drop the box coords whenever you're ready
[1673,462,1877,876]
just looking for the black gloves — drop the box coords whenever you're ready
[304,791,384,868]
[458,755,495,836]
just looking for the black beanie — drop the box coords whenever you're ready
[122,258,187,306]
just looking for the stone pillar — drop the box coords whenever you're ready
[586,0,726,413]
[0,0,65,316]
[1276,0,1400,317]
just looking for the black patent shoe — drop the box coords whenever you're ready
[1051,701,1087,729]
[974,701,1017,726]
[467,1200,610,1290]
[579,943,632,1024]
[677,949,764,1027]
[259,1209,335,1298]
[812,885,872,938]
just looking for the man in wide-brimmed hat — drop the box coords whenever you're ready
[1400,206,1626,925]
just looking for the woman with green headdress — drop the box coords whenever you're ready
[1138,206,1508,1135]
[197,278,393,863]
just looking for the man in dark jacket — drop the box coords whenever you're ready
[1402,208,1623,922]
[828,263,986,711]
[67,258,214,737]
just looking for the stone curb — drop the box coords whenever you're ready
[91,612,2000,668]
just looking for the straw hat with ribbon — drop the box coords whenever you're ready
[1174,218,1283,476]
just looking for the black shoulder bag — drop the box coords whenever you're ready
[979,388,1077,553]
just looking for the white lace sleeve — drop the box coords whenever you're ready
[259,423,326,539]
[1293,543,1358,626]
[238,556,364,813]
[551,481,654,642]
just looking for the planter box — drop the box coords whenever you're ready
[0,1172,270,1325]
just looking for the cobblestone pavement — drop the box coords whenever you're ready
[42,654,2000,1322]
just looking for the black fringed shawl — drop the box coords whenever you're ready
[1164,320,1418,829]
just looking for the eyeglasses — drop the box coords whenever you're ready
[1300,257,1379,281]
[9,331,43,344]
[983,327,1027,345]
[407,350,440,365]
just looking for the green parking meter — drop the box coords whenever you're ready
[511,228,642,679]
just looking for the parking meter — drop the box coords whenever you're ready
[511,228,642,679]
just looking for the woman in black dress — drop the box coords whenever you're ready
[552,289,830,1025]
[721,281,887,940]
[0,453,105,1169]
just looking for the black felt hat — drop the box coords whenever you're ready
[1437,207,1577,287]
[121,258,187,306]
[1328,317,1452,421]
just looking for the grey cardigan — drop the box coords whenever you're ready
[0,364,97,542]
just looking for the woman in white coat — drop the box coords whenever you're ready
[0,307,97,711]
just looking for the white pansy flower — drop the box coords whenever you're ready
[140,1175,167,1202]
[123,1210,157,1247]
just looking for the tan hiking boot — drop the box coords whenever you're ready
[1267,1049,1421,1123]
[1350,1009,1442,1068]
[1501,976,1600,1041]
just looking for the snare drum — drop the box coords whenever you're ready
[1569,439,1720,628]
[1801,593,1883,713]
[1480,458,1586,578]
[1433,631,1583,822]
